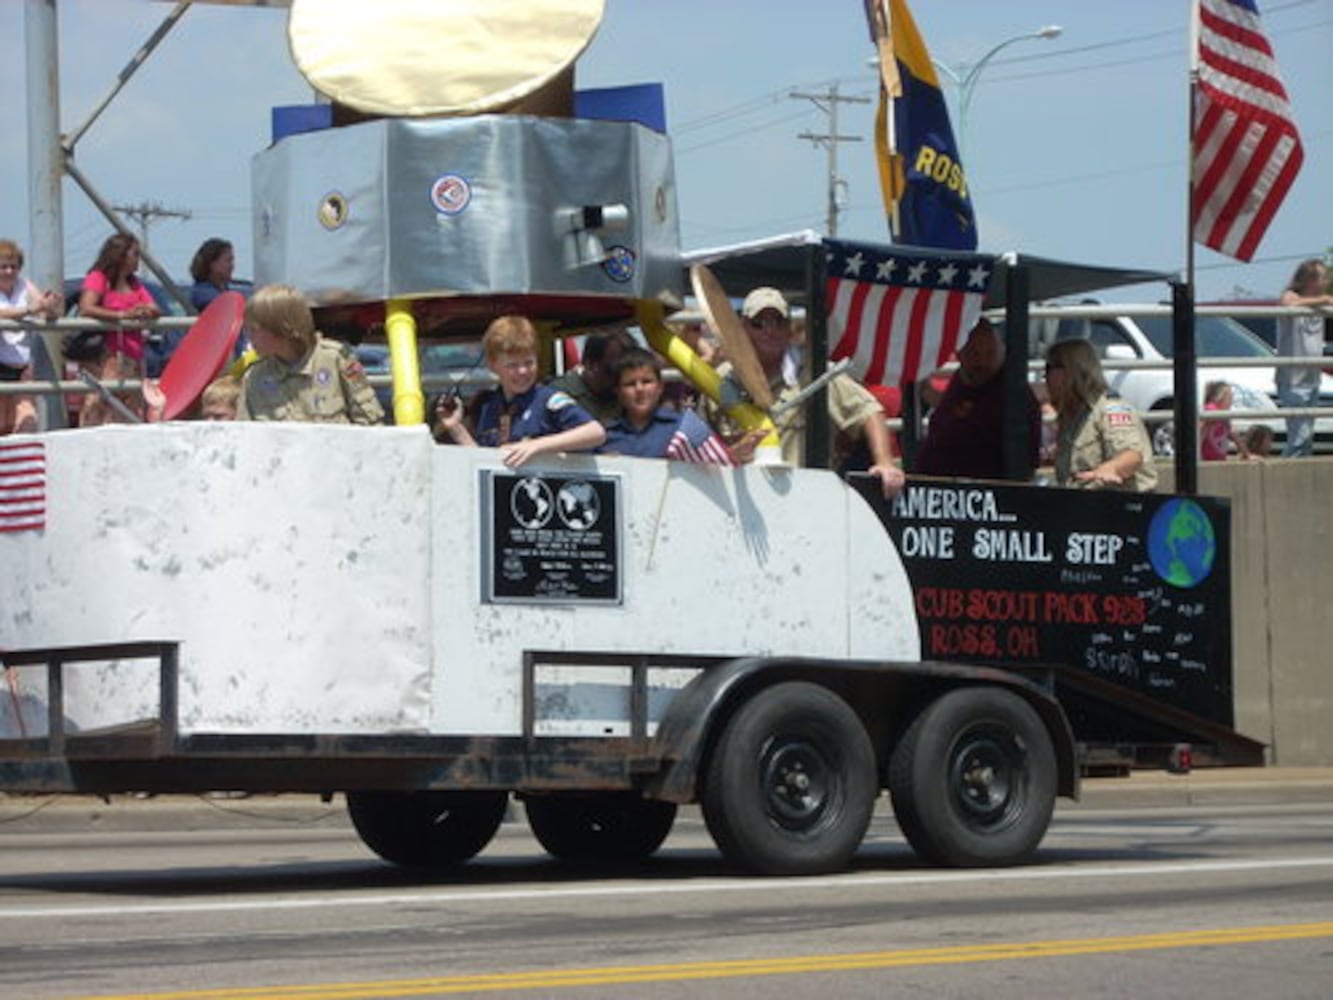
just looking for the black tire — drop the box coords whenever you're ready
[525,794,677,861]
[701,682,877,875]
[346,789,508,868]
[889,686,1056,868]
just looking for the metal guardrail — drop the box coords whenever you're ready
[0,373,489,399]
[0,316,496,402]
[2,307,1330,428]
[1010,302,1332,431]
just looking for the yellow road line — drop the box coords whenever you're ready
[70,921,1333,999]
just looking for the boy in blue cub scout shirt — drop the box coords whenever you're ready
[434,315,605,467]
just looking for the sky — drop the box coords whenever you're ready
[0,0,1328,304]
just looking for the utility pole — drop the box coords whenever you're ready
[792,84,869,237]
[112,200,191,253]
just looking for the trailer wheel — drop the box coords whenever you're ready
[701,682,876,875]
[888,686,1056,868]
[346,790,508,868]
[525,794,677,861]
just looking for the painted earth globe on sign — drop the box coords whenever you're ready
[511,478,554,530]
[1147,498,1217,588]
[557,481,601,530]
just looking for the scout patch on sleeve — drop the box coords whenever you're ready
[1105,405,1136,427]
[547,390,575,410]
[342,358,366,380]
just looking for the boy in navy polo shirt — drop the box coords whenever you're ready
[435,315,605,467]
[602,347,735,465]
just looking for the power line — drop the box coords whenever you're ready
[111,200,191,252]
[676,108,816,155]
[674,77,860,136]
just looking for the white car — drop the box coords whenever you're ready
[1024,305,1333,456]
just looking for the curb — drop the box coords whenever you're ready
[0,793,351,835]
[1070,767,1333,809]
[2,769,1331,835]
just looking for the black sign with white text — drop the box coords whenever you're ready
[483,471,621,605]
[857,480,1233,726]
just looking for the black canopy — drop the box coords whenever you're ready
[680,231,1196,492]
[682,230,1174,308]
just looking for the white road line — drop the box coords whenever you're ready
[1,856,1332,920]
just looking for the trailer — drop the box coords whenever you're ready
[1,0,1261,877]
[0,423,1087,874]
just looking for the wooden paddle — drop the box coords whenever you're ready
[689,264,774,411]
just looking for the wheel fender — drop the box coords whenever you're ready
[645,657,797,803]
[645,657,1080,804]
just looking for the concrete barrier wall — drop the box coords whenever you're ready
[1157,457,1333,765]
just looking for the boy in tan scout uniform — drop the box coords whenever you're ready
[237,284,384,425]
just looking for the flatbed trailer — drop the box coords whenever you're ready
[0,423,1259,875]
[1,424,1087,874]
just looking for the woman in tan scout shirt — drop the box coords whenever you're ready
[1044,337,1157,492]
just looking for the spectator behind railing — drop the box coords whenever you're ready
[144,237,251,380]
[1276,258,1333,458]
[1201,381,1254,461]
[1244,423,1275,458]
[0,239,60,436]
[76,233,161,426]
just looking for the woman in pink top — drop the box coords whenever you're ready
[77,233,160,425]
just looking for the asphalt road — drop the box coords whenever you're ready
[0,771,1330,999]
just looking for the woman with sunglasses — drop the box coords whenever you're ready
[1044,337,1157,492]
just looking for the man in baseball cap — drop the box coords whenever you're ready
[740,286,790,321]
[705,286,903,498]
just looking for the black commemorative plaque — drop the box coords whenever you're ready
[482,471,621,605]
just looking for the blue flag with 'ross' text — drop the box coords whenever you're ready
[866,0,978,250]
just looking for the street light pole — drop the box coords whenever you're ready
[933,25,1062,159]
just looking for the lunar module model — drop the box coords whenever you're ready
[0,0,1106,879]
[253,0,686,425]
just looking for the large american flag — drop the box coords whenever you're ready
[0,441,46,533]
[826,240,994,386]
[1192,0,1303,262]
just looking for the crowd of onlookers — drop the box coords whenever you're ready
[0,233,248,433]
[2,234,1330,493]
